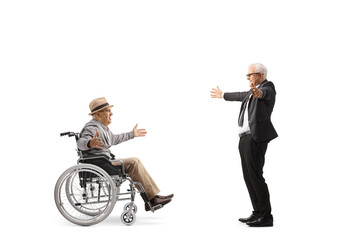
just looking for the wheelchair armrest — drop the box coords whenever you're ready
[113,159,126,176]
[79,154,110,163]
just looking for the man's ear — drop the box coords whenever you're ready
[259,72,264,83]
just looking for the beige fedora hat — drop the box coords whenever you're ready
[88,97,114,115]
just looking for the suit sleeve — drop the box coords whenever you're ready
[259,82,276,100]
[223,91,249,102]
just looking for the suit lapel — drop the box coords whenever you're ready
[239,80,268,125]
[240,91,252,110]
[249,79,267,106]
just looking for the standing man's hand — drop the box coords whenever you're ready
[211,86,223,98]
[88,130,103,149]
[250,83,262,99]
[133,124,147,137]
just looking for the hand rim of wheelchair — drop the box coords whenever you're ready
[54,164,117,226]
[65,169,110,216]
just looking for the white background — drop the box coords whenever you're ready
[1,0,360,239]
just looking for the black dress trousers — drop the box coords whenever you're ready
[239,134,271,217]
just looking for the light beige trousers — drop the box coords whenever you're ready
[111,157,160,200]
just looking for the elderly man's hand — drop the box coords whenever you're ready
[88,130,103,149]
[133,124,147,137]
[211,86,223,98]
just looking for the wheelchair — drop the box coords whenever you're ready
[54,132,163,226]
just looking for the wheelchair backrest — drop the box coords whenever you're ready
[60,131,122,176]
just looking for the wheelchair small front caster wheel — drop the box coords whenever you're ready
[121,211,136,225]
[123,202,138,214]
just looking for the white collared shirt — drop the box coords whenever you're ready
[238,84,262,135]
[238,94,251,135]
[221,84,262,136]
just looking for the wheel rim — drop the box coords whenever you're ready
[65,171,108,216]
[121,211,136,225]
[54,164,117,226]
[124,203,137,214]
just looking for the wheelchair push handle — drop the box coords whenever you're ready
[60,132,79,140]
[60,132,71,137]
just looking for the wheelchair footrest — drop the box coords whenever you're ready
[152,204,163,211]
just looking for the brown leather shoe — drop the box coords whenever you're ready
[155,194,174,200]
[145,197,172,211]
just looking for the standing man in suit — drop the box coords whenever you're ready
[211,63,277,227]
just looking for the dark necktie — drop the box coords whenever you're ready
[238,93,251,127]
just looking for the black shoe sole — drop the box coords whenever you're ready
[239,219,256,223]
[247,222,273,227]
[239,217,260,223]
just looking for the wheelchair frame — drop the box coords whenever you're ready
[54,132,163,226]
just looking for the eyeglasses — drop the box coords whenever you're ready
[246,72,260,77]
[99,109,112,113]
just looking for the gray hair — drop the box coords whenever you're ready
[249,63,267,79]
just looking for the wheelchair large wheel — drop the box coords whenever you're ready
[54,164,117,226]
[64,171,114,217]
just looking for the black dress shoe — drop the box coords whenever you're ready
[238,214,260,223]
[246,216,273,227]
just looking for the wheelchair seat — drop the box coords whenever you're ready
[79,154,124,176]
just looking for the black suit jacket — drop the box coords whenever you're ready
[224,80,278,143]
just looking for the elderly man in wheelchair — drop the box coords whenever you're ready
[54,97,173,226]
